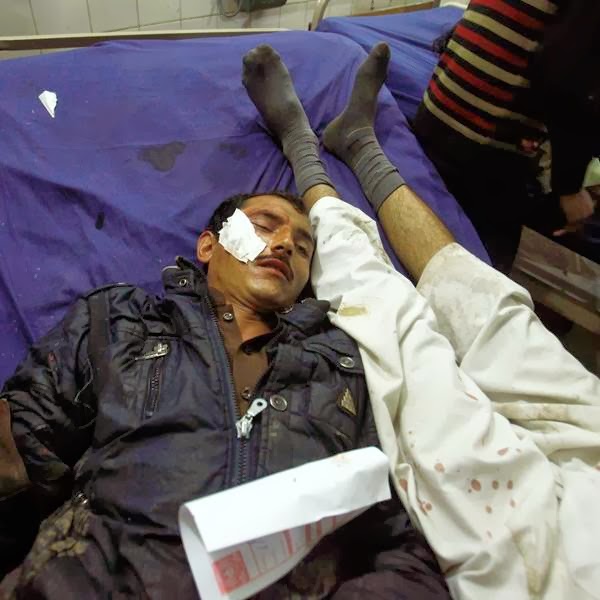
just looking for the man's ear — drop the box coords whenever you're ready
[197,231,218,265]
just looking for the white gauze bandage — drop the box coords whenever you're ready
[218,209,266,263]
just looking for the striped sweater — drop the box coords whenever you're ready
[423,0,561,154]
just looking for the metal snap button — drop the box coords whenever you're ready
[73,491,89,508]
[178,278,188,287]
[269,394,288,411]
[223,312,234,322]
[339,356,355,369]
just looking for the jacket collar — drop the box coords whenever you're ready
[161,257,331,335]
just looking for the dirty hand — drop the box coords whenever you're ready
[554,189,596,236]
[0,398,30,497]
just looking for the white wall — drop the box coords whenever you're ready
[1,0,428,59]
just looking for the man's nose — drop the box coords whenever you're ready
[271,227,294,256]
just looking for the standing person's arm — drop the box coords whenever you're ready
[530,0,600,224]
[0,299,94,577]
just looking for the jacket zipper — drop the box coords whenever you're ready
[137,342,170,419]
[207,306,248,487]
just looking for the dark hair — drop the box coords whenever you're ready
[205,191,306,236]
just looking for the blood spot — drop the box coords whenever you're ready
[486,531,493,539]
[399,479,408,493]
[425,502,433,512]
[507,480,514,489]
[492,480,499,490]
[486,505,492,514]
[497,448,509,456]
[434,463,445,473]
[510,499,516,508]
[471,479,482,492]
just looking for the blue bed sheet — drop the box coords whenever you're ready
[317,7,463,121]
[0,31,487,385]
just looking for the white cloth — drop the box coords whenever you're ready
[309,196,600,600]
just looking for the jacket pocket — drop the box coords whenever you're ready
[134,340,171,419]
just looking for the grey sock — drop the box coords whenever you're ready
[343,127,405,212]
[281,130,332,196]
[323,43,404,212]
[242,45,333,196]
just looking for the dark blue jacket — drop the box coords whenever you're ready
[0,257,448,599]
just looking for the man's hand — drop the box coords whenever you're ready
[554,189,596,236]
[0,399,29,498]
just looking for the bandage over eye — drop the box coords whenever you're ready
[218,209,267,263]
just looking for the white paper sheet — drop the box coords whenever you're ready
[38,90,57,118]
[179,447,391,600]
[218,209,266,263]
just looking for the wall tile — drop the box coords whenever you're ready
[181,15,219,27]
[31,0,90,34]
[327,0,353,17]
[352,0,389,14]
[250,7,281,27]
[88,0,138,31]
[0,0,36,36]
[279,2,308,29]
[181,0,218,18]
[138,0,181,26]
[217,10,251,28]
[139,20,182,31]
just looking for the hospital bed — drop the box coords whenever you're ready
[0,24,488,386]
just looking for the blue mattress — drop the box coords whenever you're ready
[0,31,487,385]
[317,7,464,121]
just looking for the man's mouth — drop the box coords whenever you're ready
[255,257,292,281]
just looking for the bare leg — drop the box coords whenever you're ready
[323,43,454,280]
[302,184,339,211]
[378,188,454,280]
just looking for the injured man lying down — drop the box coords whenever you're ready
[2,43,600,600]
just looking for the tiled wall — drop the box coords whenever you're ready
[1,0,428,58]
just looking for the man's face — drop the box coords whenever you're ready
[197,195,314,312]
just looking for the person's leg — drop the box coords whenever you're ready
[242,44,561,599]
[322,43,454,280]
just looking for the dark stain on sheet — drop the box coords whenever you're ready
[139,141,186,172]
[95,212,105,230]
[218,142,248,160]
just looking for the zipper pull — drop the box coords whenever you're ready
[236,398,268,440]
[135,342,170,361]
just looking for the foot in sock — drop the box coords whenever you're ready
[242,44,310,143]
[323,43,404,213]
[242,45,332,196]
[323,42,390,161]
